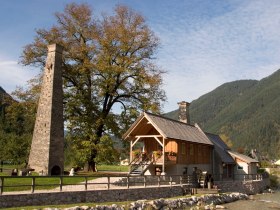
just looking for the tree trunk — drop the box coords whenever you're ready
[88,158,97,172]
[87,114,106,172]
[88,149,98,172]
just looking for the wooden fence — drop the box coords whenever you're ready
[0,175,195,195]
[0,173,265,195]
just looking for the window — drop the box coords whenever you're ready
[181,143,186,155]
[237,165,243,170]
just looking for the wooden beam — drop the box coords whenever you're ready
[154,136,163,147]
[132,136,141,147]
[134,135,163,146]
[135,135,162,138]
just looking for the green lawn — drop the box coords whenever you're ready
[97,164,129,172]
[0,176,93,192]
[0,164,129,193]
[0,164,22,174]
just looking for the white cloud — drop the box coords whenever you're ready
[1,0,280,112]
[155,0,280,111]
[0,57,39,94]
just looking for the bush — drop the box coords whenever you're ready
[269,174,279,188]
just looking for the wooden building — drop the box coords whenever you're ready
[206,133,235,180]
[123,111,214,176]
[228,151,259,179]
[123,101,259,178]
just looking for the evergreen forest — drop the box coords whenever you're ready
[165,69,280,160]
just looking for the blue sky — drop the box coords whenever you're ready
[0,0,280,112]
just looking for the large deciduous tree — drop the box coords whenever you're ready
[21,3,166,171]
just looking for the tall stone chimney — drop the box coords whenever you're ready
[178,101,190,124]
[28,44,64,175]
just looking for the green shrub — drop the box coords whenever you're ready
[269,174,279,188]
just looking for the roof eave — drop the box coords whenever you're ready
[144,112,167,139]
[122,112,145,140]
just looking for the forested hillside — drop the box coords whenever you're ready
[0,86,36,165]
[0,87,14,125]
[165,69,280,159]
[0,86,14,111]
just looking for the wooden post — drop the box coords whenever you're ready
[162,138,165,174]
[107,177,110,189]
[170,176,172,187]
[85,176,88,190]
[59,176,63,191]
[144,176,146,188]
[180,176,182,185]
[127,176,130,189]
[0,177,3,195]
[130,140,133,162]
[157,176,160,187]
[31,177,35,193]
[130,140,133,174]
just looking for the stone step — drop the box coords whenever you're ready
[195,188,220,194]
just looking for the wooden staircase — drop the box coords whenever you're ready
[129,152,153,175]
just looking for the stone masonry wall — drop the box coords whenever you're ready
[0,186,183,208]
[0,179,269,208]
[215,178,270,194]
[28,44,64,175]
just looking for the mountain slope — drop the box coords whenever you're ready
[165,69,280,159]
[0,86,14,121]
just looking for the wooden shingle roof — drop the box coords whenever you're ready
[123,112,213,146]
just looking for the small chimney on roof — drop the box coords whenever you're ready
[178,101,190,124]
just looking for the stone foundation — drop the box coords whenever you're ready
[0,179,270,208]
[215,178,270,194]
[0,186,184,208]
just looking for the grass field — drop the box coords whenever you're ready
[0,164,129,192]
[0,176,93,192]
[0,164,129,175]
[96,164,129,172]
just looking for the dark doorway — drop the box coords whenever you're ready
[51,165,61,175]
[222,164,233,179]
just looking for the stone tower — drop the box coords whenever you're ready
[178,101,190,124]
[28,44,64,175]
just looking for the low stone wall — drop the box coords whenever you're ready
[0,186,184,209]
[0,179,270,208]
[215,178,270,194]
[70,192,249,210]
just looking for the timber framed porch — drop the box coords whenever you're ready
[129,134,177,175]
